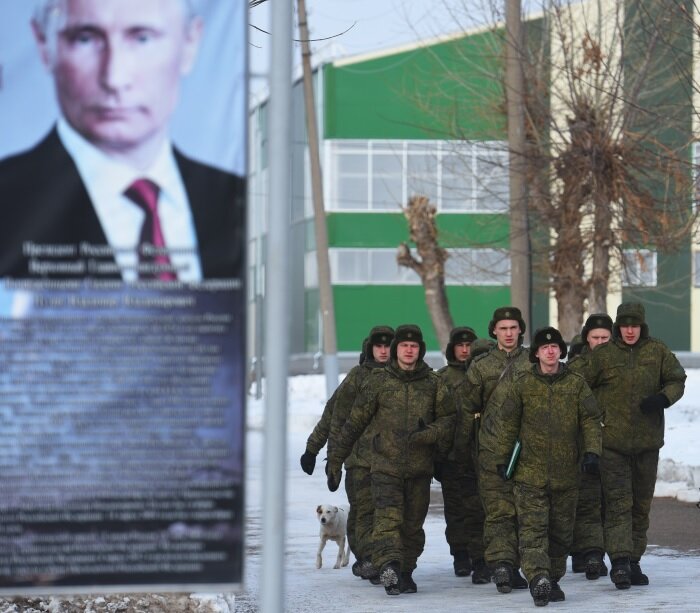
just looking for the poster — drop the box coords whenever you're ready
[0,0,247,593]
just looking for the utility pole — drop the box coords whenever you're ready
[505,0,531,338]
[297,0,339,396]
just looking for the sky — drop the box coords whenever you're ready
[229,369,700,612]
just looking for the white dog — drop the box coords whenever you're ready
[316,504,350,569]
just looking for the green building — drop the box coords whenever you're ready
[248,1,697,366]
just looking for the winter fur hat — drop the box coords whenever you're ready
[368,325,395,348]
[529,326,567,363]
[390,324,426,361]
[613,302,649,339]
[488,306,527,339]
[470,337,495,359]
[445,326,477,361]
[358,337,369,365]
[567,333,585,360]
[581,313,613,344]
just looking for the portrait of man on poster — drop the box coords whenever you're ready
[0,0,246,281]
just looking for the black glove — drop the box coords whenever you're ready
[433,462,444,483]
[409,418,437,446]
[300,450,317,475]
[325,461,342,492]
[496,464,508,481]
[640,393,670,414]
[581,452,600,476]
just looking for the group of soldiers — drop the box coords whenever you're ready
[299,302,686,607]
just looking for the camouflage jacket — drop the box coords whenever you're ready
[569,336,686,454]
[326,359,386,469]
[304,384,340,456]
[437,359,474,465]
[463,345,531,417]
[483,363,602,490]
[329,359,456,478]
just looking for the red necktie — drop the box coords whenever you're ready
[124,178,177,281]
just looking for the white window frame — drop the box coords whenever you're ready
[622,249,657,287]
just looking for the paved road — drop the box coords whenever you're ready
[648,497,700,554]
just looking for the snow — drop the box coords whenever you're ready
[236,369,700,611]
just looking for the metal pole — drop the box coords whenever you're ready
[505,0,531,340]
[296,0,339,397]
[261,0,292,610]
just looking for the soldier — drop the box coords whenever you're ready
[301,326,394,578]
[463,306,531,593]
[571,303,686,589]
[568,313,613,579]
[435,326,489,582]
[327,324,456,596]
[326,326,394,583]
[485,326,602,606]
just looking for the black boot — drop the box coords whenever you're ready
[471,558,492,584]
[512,567,529,589]
[583,550,602,580]
[351,559,362,577]
[549,580,565,602]
[529,574,551,607]
[400,571,417,593]
[380,560,401,595]
[630,560,649,586]
[493,562,513,594]
[453,550,472,577]
[600,557,608,577]
[571,551,585,573]
[610,557,631,590]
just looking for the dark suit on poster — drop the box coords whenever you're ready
[0,128,245,280]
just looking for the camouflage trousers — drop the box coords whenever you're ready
[440,455,485,559]
[514,481,578,583]
[344,466,373,560]
[571,469,604,555]
[478,458,519,568]
[600,447,659,561]
[370,472,431,572]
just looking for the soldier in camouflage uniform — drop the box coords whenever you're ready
[463,306,531,593]
[302,326,394,578]
[570,303,686,590]
[568,313,613,579]
[435,327,490,583]
[328,324,456,596]
[485,326,602,606]
[326,325,394,582]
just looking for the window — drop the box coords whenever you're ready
[328,140,508,213]
[694,251,700,287]
[323,248,509,286]
[622,249,657,287]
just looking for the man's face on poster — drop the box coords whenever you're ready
[33,0,202,161]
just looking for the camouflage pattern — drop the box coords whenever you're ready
[304,384,340,455]
[328,358,456,573]
[437,358,484,559]
[463,345,530,567]
[370,472,432,572]
[568,344,603,557]
[569,333,685,561]
[569,335,685,454]
[571,469,604,555]
[329,359,456,478]
[343,465,372,559]
[325,358,386,561]
[485,363,602,582]
[483,363,602,490]
[600,447,659,560]
[514,481,578,582]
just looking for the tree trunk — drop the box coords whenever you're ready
[396,195,454,350]
[588,191,613,313]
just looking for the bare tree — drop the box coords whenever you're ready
[397,195,454,349]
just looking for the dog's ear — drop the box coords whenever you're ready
[316,505,322,514]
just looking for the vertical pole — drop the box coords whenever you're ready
[297,0,339,396]
[261,0,293,610]
[505,0,531,339]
